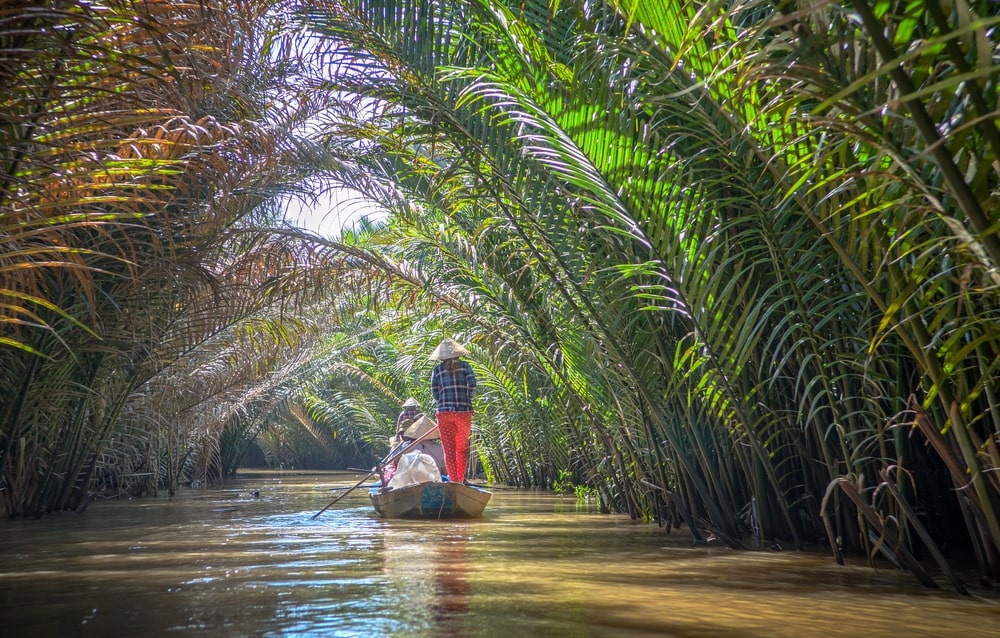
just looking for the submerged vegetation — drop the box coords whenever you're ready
[2,0,999,592]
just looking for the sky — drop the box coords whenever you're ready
[283,187,388,237]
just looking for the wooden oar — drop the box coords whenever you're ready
[329,483,378,492]
[311,423,440,519]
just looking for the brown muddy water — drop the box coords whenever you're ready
[0,470,997,637]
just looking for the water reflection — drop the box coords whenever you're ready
[378,527,474,636]
[433,535,471,631]
[0,471,997,638]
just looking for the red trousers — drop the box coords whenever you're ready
[436,411,472,483]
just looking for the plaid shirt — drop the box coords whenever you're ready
[431,359,476,413]
[395,406,420,430]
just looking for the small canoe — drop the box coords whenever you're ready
[369,481,491,519]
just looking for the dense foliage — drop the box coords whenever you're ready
[0,0,383,508]
[2,0,998,592]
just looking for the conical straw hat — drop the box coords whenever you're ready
[403,415,438,440]
[429,337,469,361]
[401,397,419,408]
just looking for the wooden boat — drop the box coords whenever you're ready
[369,481,491,519]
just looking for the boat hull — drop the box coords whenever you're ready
[369,481,491,519]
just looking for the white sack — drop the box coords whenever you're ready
[388,451,442,489]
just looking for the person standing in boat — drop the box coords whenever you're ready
[429,337,477,483]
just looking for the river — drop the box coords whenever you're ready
[0,470,997,636]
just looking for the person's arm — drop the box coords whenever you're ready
[465,362,477,391]
[431,364,442,405]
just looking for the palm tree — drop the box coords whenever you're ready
[3,0,997,591]
[298,0,999,586]
[0,0,375,514]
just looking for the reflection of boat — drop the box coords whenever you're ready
[369,481,491,519]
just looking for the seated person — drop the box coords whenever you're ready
[396,397,420,430]
[392,414,447,478]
